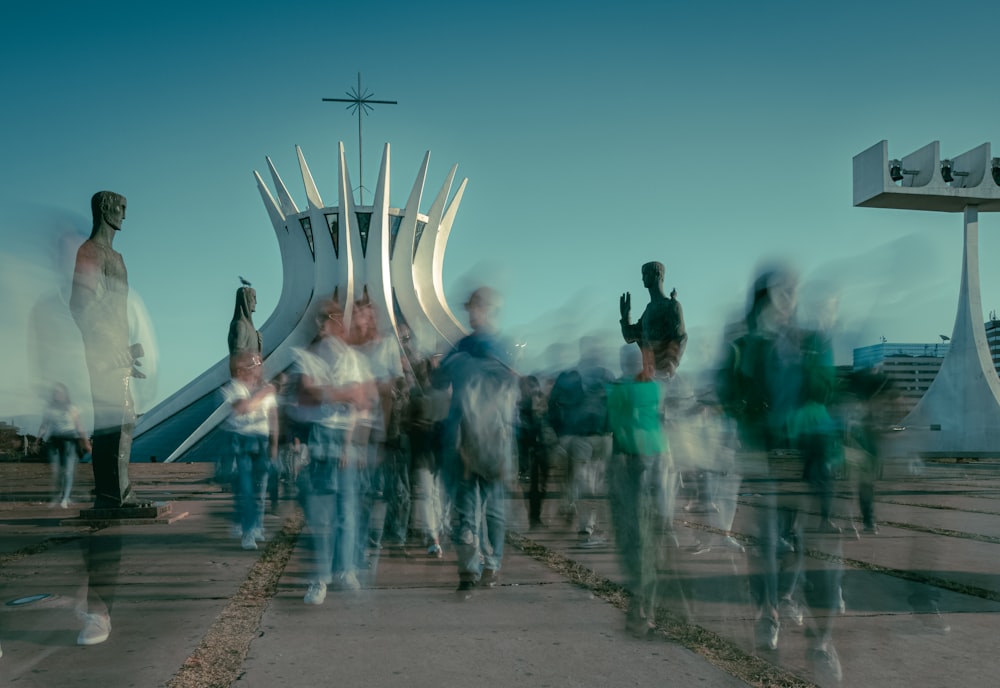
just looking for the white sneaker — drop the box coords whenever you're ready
[304,581,327,605]
[337,571,361,591]
[77,612,111,646]
[251,527,266,542]
[59,499,69,509]
[808,641,843,683]
[241,534,258,551]
[756,616,780,651]
[779,596,804,626]
[721,536,745,553]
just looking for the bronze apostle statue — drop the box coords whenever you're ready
[619,261,687,378]
[70,191,144,509]
[228,283,262,359]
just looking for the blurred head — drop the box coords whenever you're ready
[350,300,378,344]
[799,279,841,334]
[520,374,541,396]
[619,344,644,379]
[747,265,799,333]
[578,335,604,366]
[465,286,501,332]
[316,299,346,341]
[230,350,263,382]
[50,382,70,406]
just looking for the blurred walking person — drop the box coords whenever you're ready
[220,351,277,551]
[408,356,450,556]
[349,299,408,558]
[34,382,91,508]
[547,336,614,545]
[435,287,519,597]
[717,266,843,683]
[295,299,373,603]
[606,344,668,636]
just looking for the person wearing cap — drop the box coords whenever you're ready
[434,286,517,597]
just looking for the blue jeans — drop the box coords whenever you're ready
[302,426,358,582]
[47,437,78,502]
[380,439,412,546]
[452,471,506,578]
[355,441,381,566]
[608,454,661,619]
[230,432,269,535]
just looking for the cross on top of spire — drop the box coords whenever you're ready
[322,73,398,205]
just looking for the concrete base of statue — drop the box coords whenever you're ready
[63,501,187,526]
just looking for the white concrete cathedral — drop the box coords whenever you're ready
[132,142,469,462]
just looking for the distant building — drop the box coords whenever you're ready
[987,315,1000,377]
[853,342,949,421]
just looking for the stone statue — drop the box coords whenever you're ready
[228,284,262,358]
[619,261,687,378]
[70,191,144,508]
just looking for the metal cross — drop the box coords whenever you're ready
[322,73,397,205]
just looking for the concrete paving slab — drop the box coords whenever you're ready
[3,461,1000,687]
[243,542,748,688]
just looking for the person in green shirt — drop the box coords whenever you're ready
[606,343,668,636]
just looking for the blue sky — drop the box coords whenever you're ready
[4,1,1000,426]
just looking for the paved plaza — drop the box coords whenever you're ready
[0,459,998,687]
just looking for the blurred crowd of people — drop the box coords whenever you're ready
[212,259,901,686]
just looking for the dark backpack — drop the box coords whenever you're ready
[455,354,520,481]
[718,334,772,420]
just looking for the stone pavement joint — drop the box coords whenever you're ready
[506,530,817,688]
[164,512,303,688]
[807,547,1000,604]
[879,498,1000,516]
[878,520,1000,545]
[0,535,84,574]
[735,498,1000,602]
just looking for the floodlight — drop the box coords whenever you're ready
[888,158,920,183]
[889,159,903,182]
[992,157,1000,185]
[941,159,969,183]
[941,159,954,183]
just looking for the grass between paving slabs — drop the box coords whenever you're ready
[165,512,303,688]
[506,531,816,688]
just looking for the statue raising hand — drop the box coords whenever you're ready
[618,261,687,378]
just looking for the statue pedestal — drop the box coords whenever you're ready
[62,502,187,526]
